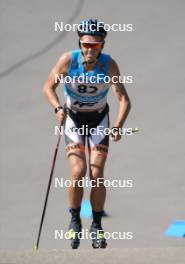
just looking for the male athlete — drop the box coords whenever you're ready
[44,19,131,249]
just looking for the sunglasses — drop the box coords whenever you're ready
[80,41,103,49]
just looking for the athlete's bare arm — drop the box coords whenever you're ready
[43,52,71,122]
[109,59,131,141]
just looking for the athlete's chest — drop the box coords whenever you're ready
[68,67,109,95]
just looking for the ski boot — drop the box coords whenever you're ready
[90,222,107,249]
[67,218,82,249]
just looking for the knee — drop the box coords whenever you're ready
[90,167,103,181]
[71,164,87,181]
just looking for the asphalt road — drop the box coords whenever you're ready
[1,0,185,259]
[1,248,185,264]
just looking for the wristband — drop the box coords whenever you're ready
[54,106,63,114]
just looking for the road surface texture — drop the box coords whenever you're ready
[1,0,185,262]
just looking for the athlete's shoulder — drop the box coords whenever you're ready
[59,51,72,65]
[100,52,112,61]
[109,58,120,77]
[71,49,81,55]
[98,53,112,72]
[59,50,81,66]
[54,51,72,75]
[109,57,119,69]
[70,49,82,62]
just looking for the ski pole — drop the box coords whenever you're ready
[35,121,63,250]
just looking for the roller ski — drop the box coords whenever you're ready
[90,222,107,249]
[67,219,82,249]
[67,208,82,249]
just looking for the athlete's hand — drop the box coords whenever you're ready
[110,127,122,142]
[110,133,122,142]
[56,109,67,125]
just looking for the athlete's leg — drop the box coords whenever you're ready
[67,151,87,209]
[64,114,87,209]
[88,144,108,249]
[64,114,87,249]
[89,151,107,212]
[88,113,109,214]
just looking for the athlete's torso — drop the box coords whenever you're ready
[64,50,111,112]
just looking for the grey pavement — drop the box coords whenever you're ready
[1,0,185,261]
[1,248,185,264]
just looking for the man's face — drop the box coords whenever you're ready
[80,35,103,62]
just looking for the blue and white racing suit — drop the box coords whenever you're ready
[63,50,112,156]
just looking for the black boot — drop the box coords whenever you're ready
[90,210,107,249]
[90,222,107,248]
[67,208,82,249]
